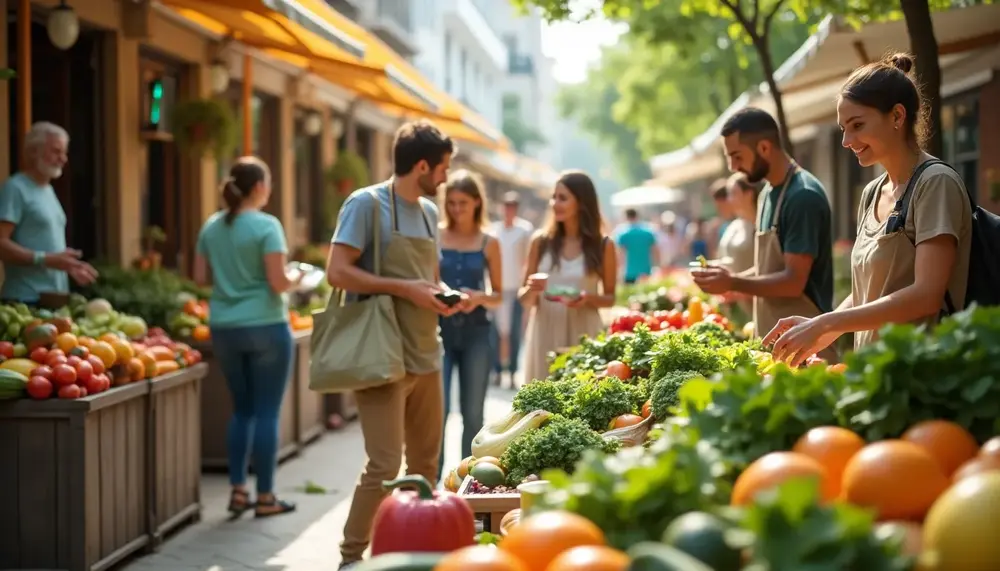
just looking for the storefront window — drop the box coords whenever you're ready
[941,95,979,200]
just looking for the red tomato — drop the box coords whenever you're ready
[605,360,632,380]
[667,310,684,328]
[52,364,77,387]
[26,376,53,399]
[188,349,202,364]
[75,360,94,384]
[78,387,88,398]
[86,355,106,375]
[57,383,81,399]
[66,355,82,368]
[0,341,14,359]
[29,346,49,363]
[30,365,54,380]
[46,354,68,368]
[94,373,111,392]
[84,375,103,395]
[48,348,65,360]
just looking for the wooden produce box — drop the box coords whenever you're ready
[457,476,520,534]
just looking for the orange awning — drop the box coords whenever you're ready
[292,0,510,149]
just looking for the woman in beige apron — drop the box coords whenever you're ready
[765,54,972,366]
[339,185,448,566]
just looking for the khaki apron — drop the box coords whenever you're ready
[753,169,838,362]
[851,180,936,350]
[381,187,443,374]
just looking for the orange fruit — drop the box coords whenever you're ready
[109,338,135,365]
[89,341,118,369]
[126,357,146,382]
[55,332,78,353]
[732,452,835,506]
[980,436,1000,460]
[953,455,1000,483]
[99,332,122,345]
[608,414,643,430]
[77,337,95,349]
[137,350,158,375]
[192,325,211,342]
[792,426,866,495]
[434,545,528,571]
[841,440,948,521]
[500,511,605,571]
[544,545,629,571]
[902,420,979,477]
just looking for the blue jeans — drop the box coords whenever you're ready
[210,321,294,494]
[439,321,492,475]
[491,293,523,375]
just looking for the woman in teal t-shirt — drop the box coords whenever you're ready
[193,157,300,519]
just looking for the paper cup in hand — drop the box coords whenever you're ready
[528,272,549,291]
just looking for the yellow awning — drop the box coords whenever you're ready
[293,0,510,149]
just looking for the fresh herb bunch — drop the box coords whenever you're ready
[842,305,1000,442]
[686,321,735,347]
[500,415,616,486]
[512,376,584,416]
[650,370,703,420]
[649,331,726,379]
[571,376,643,431]
[623,323,659,375]
[679,364,852,472]
[537,423,730,550]
[547,333,630,381]
[736,478,913,571]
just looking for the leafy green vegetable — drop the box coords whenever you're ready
[512,377,582,415]
[737,478,913,571]
[500,415,616,486]
[571,376,642,431]
[649,331,726,379]
[537,422,730,550]
[679,364,851,473]
[650,370,703,420]
[547,332,631,381]
[687,321,735,347]
[842,305,1000,442]
[623,323,659,373]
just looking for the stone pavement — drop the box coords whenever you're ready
[122,385,517,571]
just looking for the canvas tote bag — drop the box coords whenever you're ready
[309,190,405,392]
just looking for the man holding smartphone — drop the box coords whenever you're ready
[325,120,465,569]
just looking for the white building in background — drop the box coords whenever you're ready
[326,0,420,59]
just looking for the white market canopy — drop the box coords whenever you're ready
[610,185,686,207]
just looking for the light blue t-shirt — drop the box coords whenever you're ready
[0,173,69,302]
[196,210,289,328]
[332,182,440,302]
[616,223,657,280]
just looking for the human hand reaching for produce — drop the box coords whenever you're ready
[68,262,99,285]
[691,266,733,295]
[767,316,840,367]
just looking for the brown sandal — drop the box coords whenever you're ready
[227,489,253,518]
[255,496,296,518]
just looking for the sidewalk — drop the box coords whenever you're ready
[123,386,517,571]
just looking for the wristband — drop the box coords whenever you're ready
[33,251,46,266]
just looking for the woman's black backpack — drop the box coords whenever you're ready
[866,159,1000,311]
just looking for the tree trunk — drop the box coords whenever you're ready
[900,0,943,157]
[752,35,795,156]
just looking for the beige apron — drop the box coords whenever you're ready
[380,187,443,374]
[753,169,838,362]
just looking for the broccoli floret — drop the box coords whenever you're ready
[687,321,735,347]
[651,370,703,419]
[571,376,641,431]
[500,415,614,486]
[512,377,582,415]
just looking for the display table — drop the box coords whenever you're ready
[0,363,208,571]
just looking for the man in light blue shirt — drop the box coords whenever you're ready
[0,122,97,302]
[616,209,659,284]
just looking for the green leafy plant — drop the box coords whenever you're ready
[499,415,617,486]
[327,150,370,190]
[0,68,15,80]
[171,98,237,158]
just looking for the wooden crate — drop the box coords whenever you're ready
[195,342,298,470]
[293,330,325,444]
[150,364,206,542]
[457,476,520,534]
[0,382,152,571]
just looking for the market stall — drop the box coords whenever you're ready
[0,298,207,571]
[359,298,1000,570]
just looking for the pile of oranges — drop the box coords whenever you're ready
[733,421,1000,571]
[434,511,628,571]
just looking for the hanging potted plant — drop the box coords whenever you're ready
[327,150,370,195]
[171,98,237,158]
[133,225,167,270]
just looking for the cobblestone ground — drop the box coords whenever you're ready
[122,383,517,571]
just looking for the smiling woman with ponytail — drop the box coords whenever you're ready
[192,156,302,519]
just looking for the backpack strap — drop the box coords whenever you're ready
[885,159,950,235]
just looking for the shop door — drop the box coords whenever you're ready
[293,115,322,243]
[6,22,104,260]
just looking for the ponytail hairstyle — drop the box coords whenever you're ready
[839,52,929,149]
[222,156,270,225]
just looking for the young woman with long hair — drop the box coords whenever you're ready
[719,172,761,274]
[193,156,301,518]
[520,170,617,384]
[765,53,972,365]
[437,170,502,475]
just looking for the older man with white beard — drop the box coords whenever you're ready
[0,122,97,303]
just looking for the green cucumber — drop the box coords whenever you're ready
[627,542,714,571]
[350,553,446,571]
